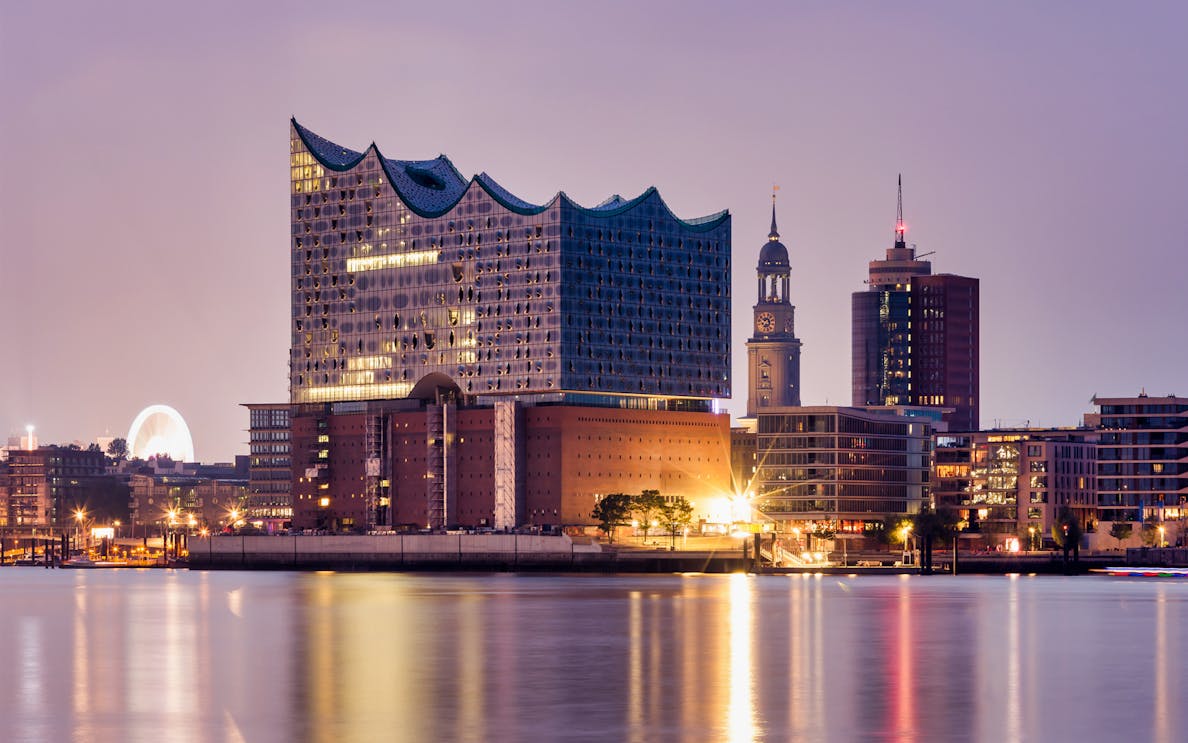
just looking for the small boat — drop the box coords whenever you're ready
[61,557,129,569]
[1094,566,1188,578]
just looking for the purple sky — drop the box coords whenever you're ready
[3,1,1186,461]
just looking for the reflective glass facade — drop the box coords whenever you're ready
[752,406,932,526]
[289,121,730,408]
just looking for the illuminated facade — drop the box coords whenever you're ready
[932,429,1097,548]
[243,403,292,529]
[289,119,730,407]
[852,178,979,431]
[1,446,106,527]
[286,120,733,531]
[129,474,248,533]
[751,406,938,531]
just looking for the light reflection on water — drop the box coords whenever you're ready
[0,570,1185,742]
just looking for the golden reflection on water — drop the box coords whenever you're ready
[72,575,89,718]
[1005,574,1021,743]
[726,573,755,743]
[894,574,915,740]
[627,590,643,743]
[5,571,1188,741]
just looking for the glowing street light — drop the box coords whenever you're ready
[1158,525,1167,548]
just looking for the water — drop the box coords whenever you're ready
[0,569,1183,742]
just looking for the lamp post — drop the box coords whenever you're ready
[167,508,179,562]
[74,508,87,556]
[1158,525,1167,549]
[900,524,913,566]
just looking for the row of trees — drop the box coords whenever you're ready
[590,490,694,547]
[875,506,1089,573]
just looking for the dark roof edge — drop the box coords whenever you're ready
[292,119,729,230]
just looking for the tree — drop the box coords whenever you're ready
[913,506,959,574]
[86,443,102,453]
[878,516,913,548]
[633,490,665,542]
[590,493,634,543]
[1109,521,1133,549]
[658,496,694,550]
[1051,508,1083,566]
[107,437,128,461]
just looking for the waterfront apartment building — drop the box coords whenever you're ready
[1086,394,1186,525]
[287,120,732,530]
[750,406,937,534]
[931,429,1097,549]
[243,403,292,530]
[1,446,106,527]
[852,178,979,431]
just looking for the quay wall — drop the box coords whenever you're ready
[1125,547,1188,567]
[187,534,747,573]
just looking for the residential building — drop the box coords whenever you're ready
[1088,393,1186,526]
[2,446,106,527]
[932,428,1097,548]
[243,403,292,530]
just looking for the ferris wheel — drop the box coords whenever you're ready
[126,404,195,462]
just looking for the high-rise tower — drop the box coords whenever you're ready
[747,195,801,415]
[852,176,979,430]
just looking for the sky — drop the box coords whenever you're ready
[3,1,1186,461]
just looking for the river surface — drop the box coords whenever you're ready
[0,569,1183,742]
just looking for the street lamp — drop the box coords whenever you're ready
[900,524,913,564]
[1158,525,1166,548]
[1028,525,1037,552]
[74,508,87,554]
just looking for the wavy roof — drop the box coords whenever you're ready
[292,119,728,230]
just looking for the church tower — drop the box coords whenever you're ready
[747,194,802,415]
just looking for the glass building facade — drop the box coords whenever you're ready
[752,406,933,529]
[289,120,730,409]
[851,182,979,431]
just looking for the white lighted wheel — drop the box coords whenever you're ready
[127,404,195,462]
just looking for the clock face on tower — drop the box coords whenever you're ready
[756,311,776,333]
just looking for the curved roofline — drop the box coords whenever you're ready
[292,118,729,230]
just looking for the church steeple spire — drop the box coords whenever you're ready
[769,190,780,240]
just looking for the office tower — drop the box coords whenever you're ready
[852,177,979,431]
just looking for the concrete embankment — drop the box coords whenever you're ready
[187,534,748,573]
[1125,547,1188,567]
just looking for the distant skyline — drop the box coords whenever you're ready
[3,1,1186,460]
